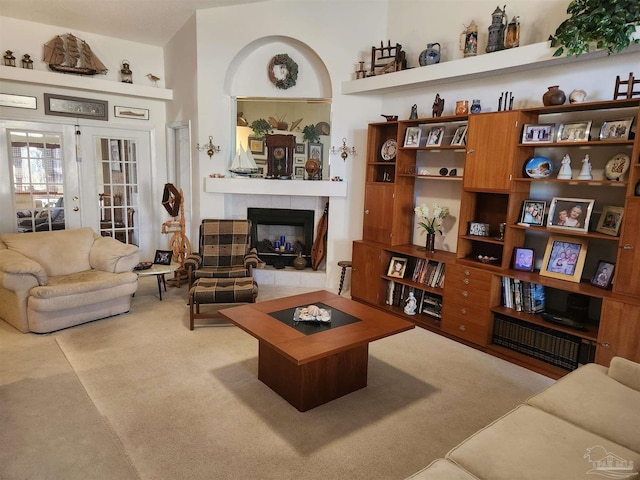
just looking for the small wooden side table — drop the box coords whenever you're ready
[135,263,178,300]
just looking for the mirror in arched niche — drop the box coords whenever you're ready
[226,36,332,179]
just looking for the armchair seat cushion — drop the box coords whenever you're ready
[194,266,250,280]
[190,277,257,304]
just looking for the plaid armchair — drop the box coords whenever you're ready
[184,219,259,290]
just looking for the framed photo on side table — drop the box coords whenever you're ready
[522,123,555,143]
[387,256,407,278]
[540,236,588,283]
[591,260,615,289]
[404,126,422,147]
[595,205,624,236]
[153,250,173,265]
[547,197,594,233]
[557,121,591,142]
[512,247,535,272]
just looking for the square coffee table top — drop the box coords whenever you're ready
[219,290,415,365]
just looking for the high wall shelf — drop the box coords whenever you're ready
[353,98,640,379]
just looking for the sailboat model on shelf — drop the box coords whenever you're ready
[229,143,259,177]
[43,33,108,76]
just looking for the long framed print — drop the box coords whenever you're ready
[540,235,588,283]
[114,105,149,120]
[44,93,108,120]
[546,197,594,233]
[0,93,37,109]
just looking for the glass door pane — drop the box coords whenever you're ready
[10,130,66,232]
[97,137,139,246]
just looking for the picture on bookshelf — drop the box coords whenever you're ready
[546,197,594,233]
[595,205,624,236]
[450,125,468,146]
[522,123,555,143]
[426,126,445,146]
[540,236,588,283]
[387,256,408,278]
[512,247,535,272]
[599,118,633,141]
[556,121,591,142]
[404,127,422,147]
[520,200,546,226]
[591,260,615,289]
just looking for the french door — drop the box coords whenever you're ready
[1,121,153,254]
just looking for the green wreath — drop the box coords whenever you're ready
[268,54,298,90]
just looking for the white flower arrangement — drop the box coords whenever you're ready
[415,203,450,235]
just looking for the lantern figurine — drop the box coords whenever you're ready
[21,54,33,69]
[3,50,16,67]
[120,60,132,84]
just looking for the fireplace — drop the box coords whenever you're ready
[247,208,314,268]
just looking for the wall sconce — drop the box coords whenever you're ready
[3,50,16,67]
[197,136,221,158]
[330,137,356,161]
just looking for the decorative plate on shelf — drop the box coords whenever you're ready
[524,156,553,179]
[605,152,630,181]
[380,139,397,161]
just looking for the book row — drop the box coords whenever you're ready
[502,277,545,313]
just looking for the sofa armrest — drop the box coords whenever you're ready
[608,356,640,392]
[89,236,140,273]
[0,249,47,285]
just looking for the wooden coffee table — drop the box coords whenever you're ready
[219,290,414,411]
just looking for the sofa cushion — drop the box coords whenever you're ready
[406,459,479,480]
[608,356,640,392]
[447,405,640,480]
[527,362,640,453]
[89,236,139,273]
[0,228,95,276]
[0,249,48,285]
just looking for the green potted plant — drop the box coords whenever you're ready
[250,118,272,138]
[549,0,640,57]
[302,124,320,143]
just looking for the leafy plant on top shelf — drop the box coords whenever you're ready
[549,0,640,57]
[302,124,320,143]
[250,118,272,138]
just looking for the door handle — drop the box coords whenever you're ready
[73,206,79,211]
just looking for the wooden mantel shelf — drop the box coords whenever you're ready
[204,177,348,197]
[0,65,173,101]
[342,41,640,95]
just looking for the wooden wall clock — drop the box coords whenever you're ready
[265,134,295,178]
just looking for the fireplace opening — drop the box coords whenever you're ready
[247,208,314,268]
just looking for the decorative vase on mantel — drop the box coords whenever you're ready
[542,85,566,106]
[425,233,436,253]
[293,252,307,270]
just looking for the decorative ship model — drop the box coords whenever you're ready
[229,143,259,177]
[43,33,108,75]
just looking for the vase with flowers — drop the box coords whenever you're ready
[415,203,450,252]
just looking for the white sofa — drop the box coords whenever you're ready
[0,227,139,333]
[408,356,640,480]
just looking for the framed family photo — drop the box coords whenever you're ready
[450,125,468,146]
[522,123,555,143]
[512,247,535,272]
[153,250,173,265]
[520,200,546,226]
[426,125,445,146]
[404,126,422,147]
[595,205,624,236]
[591,260,615,289]
[599,118,634,140]
[557,121,591,142]
[387,256,407,278]
[540,236,588,283]
[547,197,594,233]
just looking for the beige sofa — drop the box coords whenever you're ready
[0,227,139,333]
[408,356,640,480]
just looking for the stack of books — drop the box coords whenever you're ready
[502,277,545,313]
[411,259,445,288]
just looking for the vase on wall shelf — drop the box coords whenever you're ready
[425,233,436,253]
[542,86,566,106]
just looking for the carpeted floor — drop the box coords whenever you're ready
[0,277,554,480]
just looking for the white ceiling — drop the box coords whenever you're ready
[0,0,266,47]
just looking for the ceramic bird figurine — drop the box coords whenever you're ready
[146,73,160,86]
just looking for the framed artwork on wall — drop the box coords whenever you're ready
[44,93,108,120]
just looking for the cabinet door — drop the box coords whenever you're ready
[463,111,521,191]
[596,299,640,366]
[614,198,640,297]
[351,242,383,305]
[363,183,394,243]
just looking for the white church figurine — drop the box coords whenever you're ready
[577,154,592,180]
[557,154,573,179]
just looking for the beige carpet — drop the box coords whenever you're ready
[0,277,553,480]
